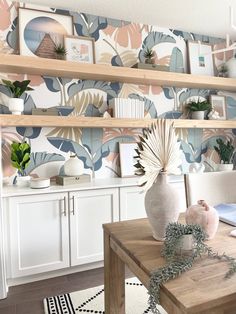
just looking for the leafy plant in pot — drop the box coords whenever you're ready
[2,79,33,115]
[143,47,155,64]
[54,43,67,60]
[11,141,31,186]
[187,99,211,120]
[214,138,235,171]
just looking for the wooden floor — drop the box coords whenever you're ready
[0,267,110,314]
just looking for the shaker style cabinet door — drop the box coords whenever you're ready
[8,193,69,278]
[69,188,119,266]
[119,186,146,221]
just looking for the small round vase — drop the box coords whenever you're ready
[16,175,30,187]
[64,155,84,176]
[226,56,236,78]
[144,173,180,241]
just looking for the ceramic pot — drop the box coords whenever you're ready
[16,175,30,187]
[178,234,194,251]
[185,200,219,239]
[8,98,24,115]
[191,111,205,120]
[217,164,234,171]
[144,173,180,241]
[64,155,84,176]
[226,57,236,78]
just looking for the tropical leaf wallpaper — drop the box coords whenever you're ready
[1,1,236,181]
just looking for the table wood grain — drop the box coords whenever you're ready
[103,218,236,314]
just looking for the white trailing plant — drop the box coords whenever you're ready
[148,223,236,314]
[135,119,182,191]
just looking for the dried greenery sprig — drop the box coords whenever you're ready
[148,223,236,314]
[135,119,182,191]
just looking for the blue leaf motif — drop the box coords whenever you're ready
[129,94,158,118]
[170,30,193,41]
[163,87,175,100]
[111,55,123,66]
[6,17,18,50]
[16,127,42,139]
[43,76,61,92]
[169,47,184,73]
[68,80,117,98]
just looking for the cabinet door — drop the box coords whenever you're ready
[8,193,69,278]
[69,188,119,266]
[119,186,146,221]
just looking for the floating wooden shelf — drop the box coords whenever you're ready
[0,114,235,128]
[1,54,236,91]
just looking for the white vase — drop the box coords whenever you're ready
[144,173,180,241]
[217,163,234,171]
[8,98,24,115]
[226,57,236,78]
[191,111,205,120]
[16,175,30,187]
[189,162,205,173]
[64,155,84,176]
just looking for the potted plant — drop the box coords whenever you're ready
[2,79,33,115]
[214,138,235,171]
[54,43,67,60]
[11,141,31,186]
[143,47,155,64]
[187,99,211,120]
[217,63,228,77]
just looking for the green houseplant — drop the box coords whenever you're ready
[214,138,235,171]
[148,222,236,314]
[2,79,33,115]
[187,99,211,120]
[11,141,31,186]
[144,47,155,64]
[54,43,67,60]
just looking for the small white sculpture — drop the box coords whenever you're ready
[208,109,221,120]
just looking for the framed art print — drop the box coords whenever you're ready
[64,35,95,63]
[187,41,215,76]
[119,142,137,177]
[210,95,227,119]
[18,7,74,58]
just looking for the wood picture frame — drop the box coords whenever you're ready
[64,35,95,63]
[119,142,137,177]
[187,41,215,76]
[18,7,74,58]
[210,95,227,119]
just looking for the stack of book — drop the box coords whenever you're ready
[109,98,144,118]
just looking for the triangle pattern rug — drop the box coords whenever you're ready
[43,277,167,314]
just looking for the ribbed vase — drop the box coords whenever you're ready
[144,173,180,241]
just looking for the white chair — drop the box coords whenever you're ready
[184,171,236,207]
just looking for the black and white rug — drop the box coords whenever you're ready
[43,278,167,314]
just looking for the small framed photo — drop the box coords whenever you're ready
[64,35,95,63]
[119,142,137,177]
[187,41,215,76]
[18,7,74,58]
[210,95,227,119]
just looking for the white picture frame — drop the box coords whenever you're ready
[64,35,95,63]
[210,95,227,119]
[119,142,137,177]
[187,41,215,76]
[18,7,74,58]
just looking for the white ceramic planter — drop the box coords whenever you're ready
[16,175,30,187]
[218,164,234,171]
[64,155,84,176]
[8,98,24,115]
[191,111,205,120]
[178,234,194,251]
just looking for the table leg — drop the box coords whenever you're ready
[104,230,125,314]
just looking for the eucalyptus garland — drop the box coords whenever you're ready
[148,223,236,314]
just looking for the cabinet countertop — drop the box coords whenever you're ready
[2,175,184,197]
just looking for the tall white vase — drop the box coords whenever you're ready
[144,173,180,241]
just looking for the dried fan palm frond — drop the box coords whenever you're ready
[135,119,182,191]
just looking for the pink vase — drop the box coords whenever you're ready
[185,200,219,239]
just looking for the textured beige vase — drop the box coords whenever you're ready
[144,173,180,241]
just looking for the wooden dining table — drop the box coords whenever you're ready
[103,218,236,314]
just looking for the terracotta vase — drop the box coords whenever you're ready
[144,173,180,241]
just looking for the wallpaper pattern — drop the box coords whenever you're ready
[1,1,236,181]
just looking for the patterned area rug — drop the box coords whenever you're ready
[43,278,167,314]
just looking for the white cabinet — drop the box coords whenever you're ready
[119,186,146,221]
[69,188,119,266]
[7,193,69,278]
